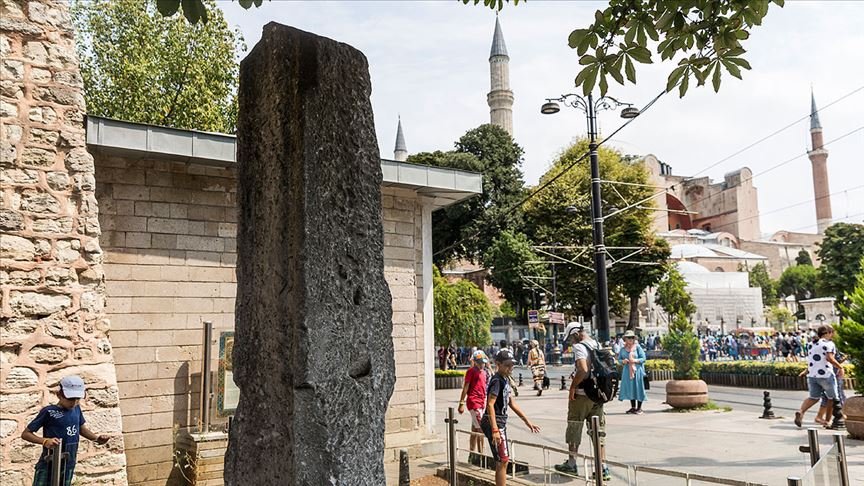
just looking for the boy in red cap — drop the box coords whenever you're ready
[21,375,111,486]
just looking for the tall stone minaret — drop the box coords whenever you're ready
[808,90,832,234]
[488,17,514,136]
[393,116,408,161]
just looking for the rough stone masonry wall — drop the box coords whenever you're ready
[0,1,127,485]
[94,154,237,486]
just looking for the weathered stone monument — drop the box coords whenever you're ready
[224,23,395,484]
[0,1,126,484]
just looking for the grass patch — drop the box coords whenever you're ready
[664,400,732,413]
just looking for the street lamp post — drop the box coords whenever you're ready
[541,93,638,344]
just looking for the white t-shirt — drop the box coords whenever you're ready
[572,337,599,396]
[807,338,836,378]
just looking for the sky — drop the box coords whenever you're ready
[217,0,864,238]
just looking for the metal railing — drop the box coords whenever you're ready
[787,428,850,486]
[445,407,767,486]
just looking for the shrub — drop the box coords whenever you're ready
[836,257,864,395]
[435,369,466,378]
[644,359,674,372]
[700,361,854,377]
[663,312,701,380]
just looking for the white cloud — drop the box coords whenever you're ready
[220,0,864,236]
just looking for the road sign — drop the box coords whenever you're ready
[528,310,539,328]
[549,311,565,325]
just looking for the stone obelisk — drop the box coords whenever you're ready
[224,23,395,484]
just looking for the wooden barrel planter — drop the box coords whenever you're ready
[846,395,864,440]
[665,379,709,409]
[435,375,464,390]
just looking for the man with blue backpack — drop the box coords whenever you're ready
[554,322,619,482]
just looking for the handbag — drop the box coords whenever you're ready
[643,371,651,390]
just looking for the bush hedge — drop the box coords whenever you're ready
[644,359,674,372]
[435,369,466,378]
[701,361,855,377]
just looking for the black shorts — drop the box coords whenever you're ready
[480,418,510,463]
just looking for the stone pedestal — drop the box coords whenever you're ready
[224,23,395,485]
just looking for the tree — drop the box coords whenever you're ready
[433,268,493,348]
[655,266,696,319]
[795,249,813,267]
[482,230,547,320]
[835,257,864,395]
[522,139,668,319]
[468,0,784,98]
[612,225,670,330]
[778,264,819,319]
[662,312,701,380]
[767,307,795,331]
[408,124,526,265]
[747,262,778,307]
[817,223,864,304]
[72,0,244,133]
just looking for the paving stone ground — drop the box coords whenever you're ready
[389,373,863,486]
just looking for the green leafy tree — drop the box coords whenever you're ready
[467,0,784,98]
[611,222,670,330]
[482,230,547,320]
[433,268,493,348]
[655,266,696,319]
[795,249,813,267]
[523,139,666,318]
[767,306,795,331]
[747,262,778,307]
[408,124,526,265]
[778,264,819,319]
[835,257,864,395]
[72,0,244,133]
[817,223,864,304]
[156,0,264,23]
[662,311,701,380]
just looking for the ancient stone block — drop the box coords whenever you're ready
[0,392,41,414]
[0,319,39,341]
[1,235,35,260]
[10,291,71,316]
[5,367,38,389]
[28,344,68,363]
[20,146,55,167]
[0,419,18,439]
[225,23,395,486]
[0,209,24,230]
[8,269,40,286]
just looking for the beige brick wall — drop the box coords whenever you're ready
[94,155,430,483]
[95,155,237,486]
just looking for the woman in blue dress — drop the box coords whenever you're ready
[618,330,647,414]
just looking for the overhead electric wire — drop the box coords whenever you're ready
[785,212,864,233]
[653,125,864,226]
[704,183,864,233]
[432,87,669,258]
[644,84,864,225]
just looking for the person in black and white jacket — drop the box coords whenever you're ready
[794,325,843,428]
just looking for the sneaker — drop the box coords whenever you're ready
[635,409,644,415]
[554,462,579,475]
[794,411,803,428]
[625,408,636,414]
[591,466,612,482]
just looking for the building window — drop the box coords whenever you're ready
[714,267,724,272]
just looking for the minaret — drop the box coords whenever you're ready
[393,116,408,162]
[808,90,832,234]
[487,16,514,136]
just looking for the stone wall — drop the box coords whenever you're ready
[0,1,127,484]
[92,151,431,482]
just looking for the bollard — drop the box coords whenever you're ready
[47,438,64,486]
[445,407,458,486]
[518,373,523,387]
[560,376,567,390]
[786,478,802,486]
[806,428,820,466]
[834,434,850,486]
[760,391,776,419]
[831,398,846,430]
[399,448,410,486]
[590,416,603,486]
